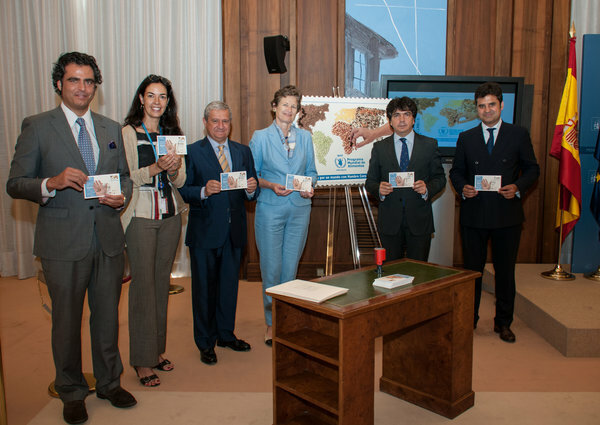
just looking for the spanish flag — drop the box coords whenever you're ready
[550,36,581,242]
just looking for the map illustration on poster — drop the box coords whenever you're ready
[387,89,516,151]
[296,96,390,186]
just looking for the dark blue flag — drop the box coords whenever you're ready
[591,128,600,237]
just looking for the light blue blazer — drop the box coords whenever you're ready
[250,121,318,207]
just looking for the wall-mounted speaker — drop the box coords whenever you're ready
[264,35,290,74]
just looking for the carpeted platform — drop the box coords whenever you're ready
[483,263,600,357]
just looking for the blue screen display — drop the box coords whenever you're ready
[384,76,524,156]
[387,90,516,149]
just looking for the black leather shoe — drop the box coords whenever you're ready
[96,386,137,408]
[494,324,516,343]
[217,338,251,352]
[200,347,217,365]
[63,400,87,424]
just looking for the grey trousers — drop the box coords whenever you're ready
[42,233,125,401]
[126,214,182,366]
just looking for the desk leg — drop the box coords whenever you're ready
[338,316,375,425]
[380,282,475,418]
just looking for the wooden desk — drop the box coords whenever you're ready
[271,259,479,425]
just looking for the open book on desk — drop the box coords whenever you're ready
[266,279,349,303]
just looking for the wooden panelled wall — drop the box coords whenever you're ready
[222,0,571,279]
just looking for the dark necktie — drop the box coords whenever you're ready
[487,128,495,155]
[399,137,409,172]
[76,118,95,174]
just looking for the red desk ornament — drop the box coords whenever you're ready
[374,247,386,277]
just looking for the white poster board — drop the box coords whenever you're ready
[297,96,390,187]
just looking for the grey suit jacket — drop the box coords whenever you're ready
[365,133,446,236]
[7,106,132,261]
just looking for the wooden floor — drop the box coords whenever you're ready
[1,273,600,424]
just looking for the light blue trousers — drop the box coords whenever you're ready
[255,201,311,326]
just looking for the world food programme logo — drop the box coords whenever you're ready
[335,156,346,168]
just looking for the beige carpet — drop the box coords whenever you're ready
[27,391,600,425]
[1,274,600,424]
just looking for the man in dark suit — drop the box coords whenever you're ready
[6,52,135,424]
[450,82,539,343]
[366,96,446,261]
[179,101,259,365]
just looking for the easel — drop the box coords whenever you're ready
[322,87,383,275]
[324,184,381,276]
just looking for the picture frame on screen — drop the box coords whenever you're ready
[381,75,526,157]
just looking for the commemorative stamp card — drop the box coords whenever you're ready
[389,171,414,188]
[84,173,121,199]
[475,175,502,191]
[285,174,313,192]
[220,171,247,190]
[157,135,187,155]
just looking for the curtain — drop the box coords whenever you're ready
[572,0,600,85]
[0,0,222,278]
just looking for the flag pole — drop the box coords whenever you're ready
[541,206,575,280]
[542,23,579,281]
[584,266,600,281]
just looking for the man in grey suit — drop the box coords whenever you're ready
[6,52,135,424]
[366,97,446,261]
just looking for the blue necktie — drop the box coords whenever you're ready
[487,128,495,155]
[76,118,95,174]
[399,137,409,172]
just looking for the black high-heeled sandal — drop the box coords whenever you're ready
[134,367,160,387]
[153,358,173,371]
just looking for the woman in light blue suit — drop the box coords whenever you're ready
[250,85,317,345]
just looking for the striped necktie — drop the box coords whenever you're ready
[76,117,95,174]
[218,145,230,172]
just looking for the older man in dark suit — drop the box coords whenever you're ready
[179,101,259,365]
[6,52,135,424]
[450,82,539,343]
[366,96,446,261]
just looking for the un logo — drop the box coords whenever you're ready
[335,156,346,168]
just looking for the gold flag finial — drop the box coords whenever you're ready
[569,22,576,38]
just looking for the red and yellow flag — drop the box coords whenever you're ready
[550,36,581,242]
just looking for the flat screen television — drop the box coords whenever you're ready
[381,75,526,157]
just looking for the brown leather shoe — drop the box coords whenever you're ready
[63,400,87,424]
[494,324,516,343]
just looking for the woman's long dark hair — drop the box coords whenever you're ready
[124,74,183,135]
